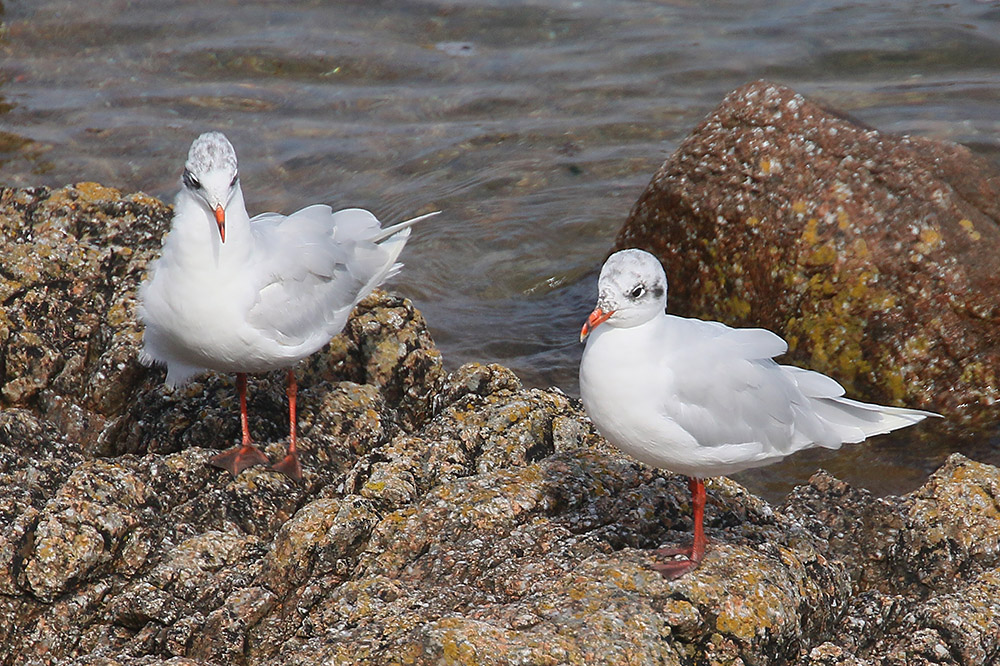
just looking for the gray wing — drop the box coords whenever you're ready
[663,317,932,456]
[663,320,813,454]
[246,206,418,350]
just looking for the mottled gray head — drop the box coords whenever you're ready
[181,132,240,242]
[580,248,668,340]
[185,131,237,178]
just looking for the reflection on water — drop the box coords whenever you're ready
[1,0,998,501]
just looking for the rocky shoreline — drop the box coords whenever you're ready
[1,81,998,665]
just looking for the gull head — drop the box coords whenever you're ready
[580,248,668,341]
[182,132,240,242]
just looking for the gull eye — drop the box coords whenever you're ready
[230,173,239,188]
[629,285,645,299]
[182,169,201,190]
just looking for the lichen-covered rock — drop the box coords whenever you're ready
[784,454,1000,598]
[308,291,445,433]
[0,153,997,663]
[616,80,1000,423]
[0,183,169,452]
[784,454,1000,665]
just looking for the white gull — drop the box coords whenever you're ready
[138,131,438,480]
[579,248,937,578]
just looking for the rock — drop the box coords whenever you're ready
[784,454,1000,599]
[0,161,997,662]
[784,453,1000,665]
[616,80,1000,423]
[0,184,169,453]
[306,290,445,433]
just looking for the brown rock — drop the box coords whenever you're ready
[785,453,1000,598]
[784,454,1000,666]
[0,184,169,452]
[616,80,1000,423]
[0,168,996,665]
[308,291,445,433]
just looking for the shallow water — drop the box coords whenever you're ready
[1,0,998,501]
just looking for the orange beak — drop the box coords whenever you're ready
[580,307,614,342]
[214,204,226,242]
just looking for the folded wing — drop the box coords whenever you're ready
[246,207,434,352]
[663,319,933,460]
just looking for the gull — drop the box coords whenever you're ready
[138,131,437,481]
[578,248,937,578]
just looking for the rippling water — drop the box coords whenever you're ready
[1,0,998,500]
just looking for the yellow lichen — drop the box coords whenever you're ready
[784,269,891,386]
[959,218,982,242]
[883,369,906,403]
[916,226,943,253]
[800,217,819,244]
[805,244,838,266]
[438,629,477,664]
[836,210,850,230]
[851,238,869,259]
[74,182,122,200]
[723,296,752,320]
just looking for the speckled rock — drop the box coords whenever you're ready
[0,183,168,451]
[786,454,1000,665]
[0,176,997,666]
[784,454,1000,598]
[616,80,1000,423]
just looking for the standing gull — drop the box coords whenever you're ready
[139,131,437,481]
[579,248,936,578]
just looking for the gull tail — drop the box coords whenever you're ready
[371,210,440,243]
[819,396,941,439]
[373,211,439,282]
[785,366,942,449]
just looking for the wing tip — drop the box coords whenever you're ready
[371,210,440,243]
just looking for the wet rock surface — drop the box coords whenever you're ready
[616,80,1000,424]
[0,169,997,662]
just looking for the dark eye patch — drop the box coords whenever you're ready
[182,169,201,190]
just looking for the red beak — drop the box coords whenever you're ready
[580,307,614,342]
[214,204,226,242]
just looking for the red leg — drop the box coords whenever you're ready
[209,373,270,476]
[271,369,303,481]
[651,477,707,579]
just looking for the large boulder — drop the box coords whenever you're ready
[616,80,1000,424]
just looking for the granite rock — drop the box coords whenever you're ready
[0,147,996,664]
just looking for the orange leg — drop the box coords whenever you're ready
[209,373,270,476]
[650,477,707,579]
[270,369,303,481]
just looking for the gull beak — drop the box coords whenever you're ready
[580,307,613,342]
[214,204,226,243]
